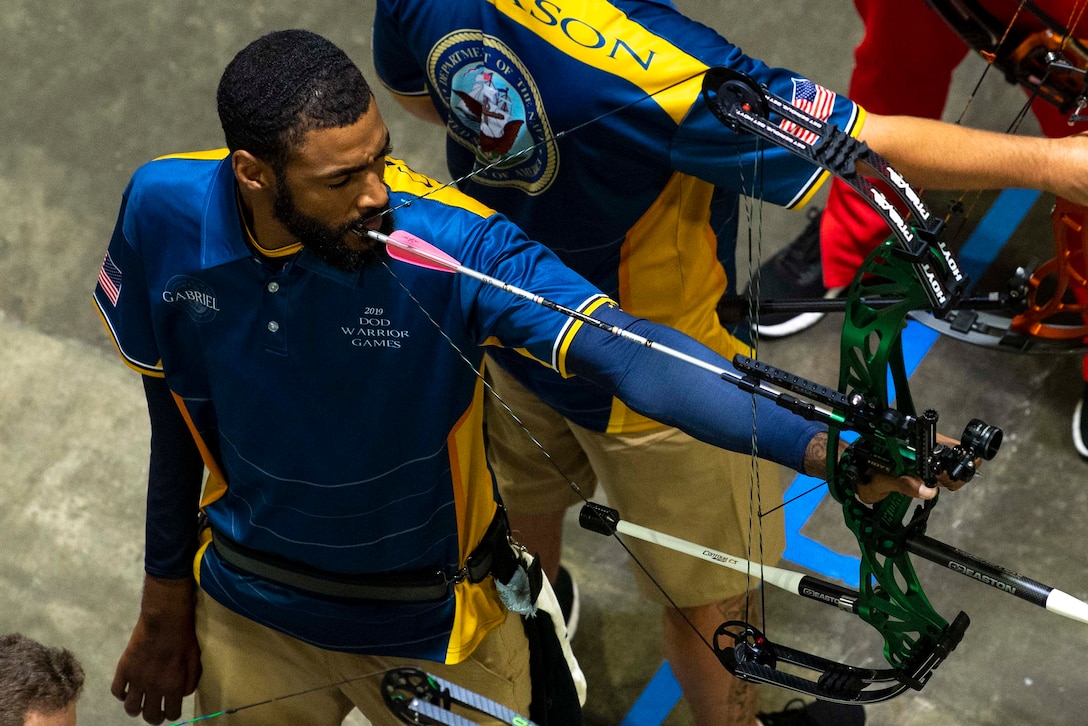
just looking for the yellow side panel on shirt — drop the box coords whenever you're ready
[155,148,230,161]
[445,374,507,664]
[607,171,752,433]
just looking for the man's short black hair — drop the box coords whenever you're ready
[217,29,373,171]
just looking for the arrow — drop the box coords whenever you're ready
[367,228,838,421]
[578,502,860,613]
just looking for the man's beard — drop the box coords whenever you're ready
[272,176,394,272]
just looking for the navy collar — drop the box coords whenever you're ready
[199,155,251,269]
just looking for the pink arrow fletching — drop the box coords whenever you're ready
[385,230,460,273]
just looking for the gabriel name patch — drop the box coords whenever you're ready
[163,275,220,322]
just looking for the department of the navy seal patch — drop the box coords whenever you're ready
[428,32,557,194]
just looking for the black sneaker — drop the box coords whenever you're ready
[1073,384,1088,461]
[552,566,580,639]
[744,208,844,339]
[757,698,865,726]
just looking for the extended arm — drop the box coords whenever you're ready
[567,305,945,501]
[859,113,1088,205]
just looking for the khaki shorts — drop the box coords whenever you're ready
[194,589,533,726]
[484,361,786,608]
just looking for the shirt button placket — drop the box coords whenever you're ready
[263,277,288,353]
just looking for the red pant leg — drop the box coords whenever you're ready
[821,0,969,287]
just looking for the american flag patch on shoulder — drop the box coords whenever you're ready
[780,78,835,144]
[98,251,122,306]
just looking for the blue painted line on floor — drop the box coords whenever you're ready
[619,661,682,726]
[957,189,1041,281]
[621,189,1040,724]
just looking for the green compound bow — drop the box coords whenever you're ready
[699,67,1000,702]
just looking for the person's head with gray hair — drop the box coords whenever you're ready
[0,633,84,726]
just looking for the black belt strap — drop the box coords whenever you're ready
[209,507,516,603]
[465,505,519,585]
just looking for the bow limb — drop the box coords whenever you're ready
[169,674,383,725]
[905,0,1088,350]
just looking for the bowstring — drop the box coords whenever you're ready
[735,136,770,638]
[947,0,1088,229]
[953,0,1028,128]
[170,672,388,725]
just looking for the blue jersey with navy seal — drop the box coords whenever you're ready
[93,150,612,662]
[373,0,863,433]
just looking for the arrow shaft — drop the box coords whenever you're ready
[368,229,838,419]
[906,534,1088,625]
[609,518,859,613]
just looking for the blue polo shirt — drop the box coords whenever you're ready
[95,148,821,661]
[94,150,611,662]
[373,0,863,433]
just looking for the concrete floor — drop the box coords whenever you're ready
[2,1,1086,724]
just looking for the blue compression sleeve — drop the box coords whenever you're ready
[566,306,825,473]
[142,375,204,579]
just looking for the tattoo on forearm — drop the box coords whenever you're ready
[803,432,851,479]
[803,432,829,478]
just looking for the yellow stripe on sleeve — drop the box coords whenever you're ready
[154,148,231,162]
[384,157,497,218]
[555,295,616,378]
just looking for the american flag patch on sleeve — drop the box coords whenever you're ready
[98,250,122,306]
[780,78,836,144]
